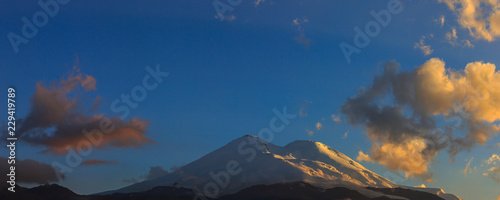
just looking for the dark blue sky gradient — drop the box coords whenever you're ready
[0,1,499,199]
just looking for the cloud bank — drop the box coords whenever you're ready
[122,166,169,184]
[9,67,153,154]
[0,157,63,184]
[342,58,500,181]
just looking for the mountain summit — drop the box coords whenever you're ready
[99,135,461,200]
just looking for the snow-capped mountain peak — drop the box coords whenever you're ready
[99,135,460,200]
[102,135,393,195]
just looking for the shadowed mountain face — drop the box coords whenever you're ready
[1,182,449,200]
[220,182,447,200]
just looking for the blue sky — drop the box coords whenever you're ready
[1,0,500,199]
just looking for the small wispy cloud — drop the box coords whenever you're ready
[414,36,433,56]
[463,157,473,175]
[292,17,311,48]
[463,39,474,48]
[315,122,322,130]
[445,27,458,45]
[332,114,341,123]
[444,27,474,48]
[299,101,310,117]
[342,131,349,139]
[436,15,445,27]
[483,154,500,182]
[255,0,266,6]
[306,129,314,137]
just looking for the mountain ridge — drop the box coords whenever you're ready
[1,181,457,200]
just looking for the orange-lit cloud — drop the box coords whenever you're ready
[11,67,153,154]
[414,36,433,56]
[437,15,446,27]
[315,122,322,130]
[439,0,500,42]
[483,154,500,182]
[463,157,474,175]
[81,159,117,166]
[445,27,458,45]
[357,138,435,181]
[486,154,500,165]
[342,58,500,181]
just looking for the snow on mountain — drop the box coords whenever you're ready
[99,135,459,200]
